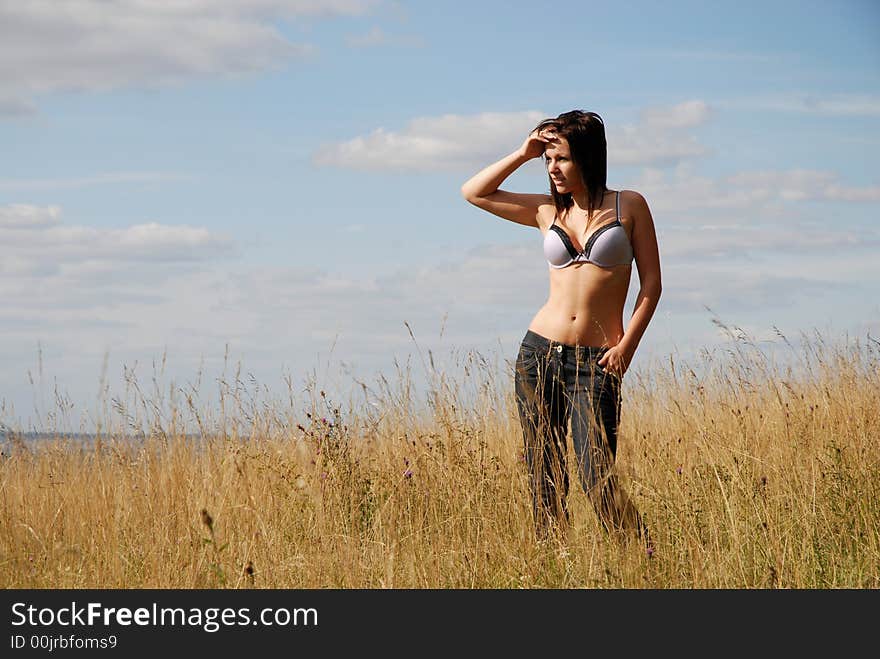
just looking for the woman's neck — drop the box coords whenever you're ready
[570,188,609,214]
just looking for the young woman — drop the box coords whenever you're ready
[461,110,661,547]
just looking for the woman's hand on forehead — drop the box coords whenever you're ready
[542,134,568,157]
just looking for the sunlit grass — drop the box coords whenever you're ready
[1,326,878,588]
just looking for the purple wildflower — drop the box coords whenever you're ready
[403,469,413,479]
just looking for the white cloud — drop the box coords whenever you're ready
[313,111,547,171]
[609,100,711,166]
[611,127,707,167]
[770,169,880,203]
[823,184,880,202]
[0,1,375,111]
[640,100,711,129]
[4,222,232,264]
[634,165,880,217]
[1,204,234,282]
[209,242,546,345]
[658,265,848,314]
[659,224,880,261]
[5,215,864,352]
[316,101,715,172]
[720,94,880,117]
[3,221,878,429]
[0,204,240,426]
[0,93,35,117]
[0,204,61,228]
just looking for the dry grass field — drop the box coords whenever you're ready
[2,329,878,588]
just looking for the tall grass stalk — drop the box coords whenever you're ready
[1,329,878,588]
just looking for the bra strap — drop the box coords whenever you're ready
[616,190,621,221]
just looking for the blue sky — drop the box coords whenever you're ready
[2,1,879,432]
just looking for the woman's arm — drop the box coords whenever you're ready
[599,190,662,376]
[460,129,554,228]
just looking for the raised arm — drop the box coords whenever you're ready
[460,129,555,228]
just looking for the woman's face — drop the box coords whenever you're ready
[544,135,583,195]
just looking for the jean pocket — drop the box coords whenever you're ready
[516,344,542,374]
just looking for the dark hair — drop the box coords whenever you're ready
[534,110,608,220]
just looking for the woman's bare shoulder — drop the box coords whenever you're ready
[535,195,556,232]
[619,189,653,221]
[619,189,649,207]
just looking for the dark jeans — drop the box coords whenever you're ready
[514,329,643,539]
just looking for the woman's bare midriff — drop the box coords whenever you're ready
[528,263,632,348]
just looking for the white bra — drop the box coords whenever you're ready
[543,191,633,269]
